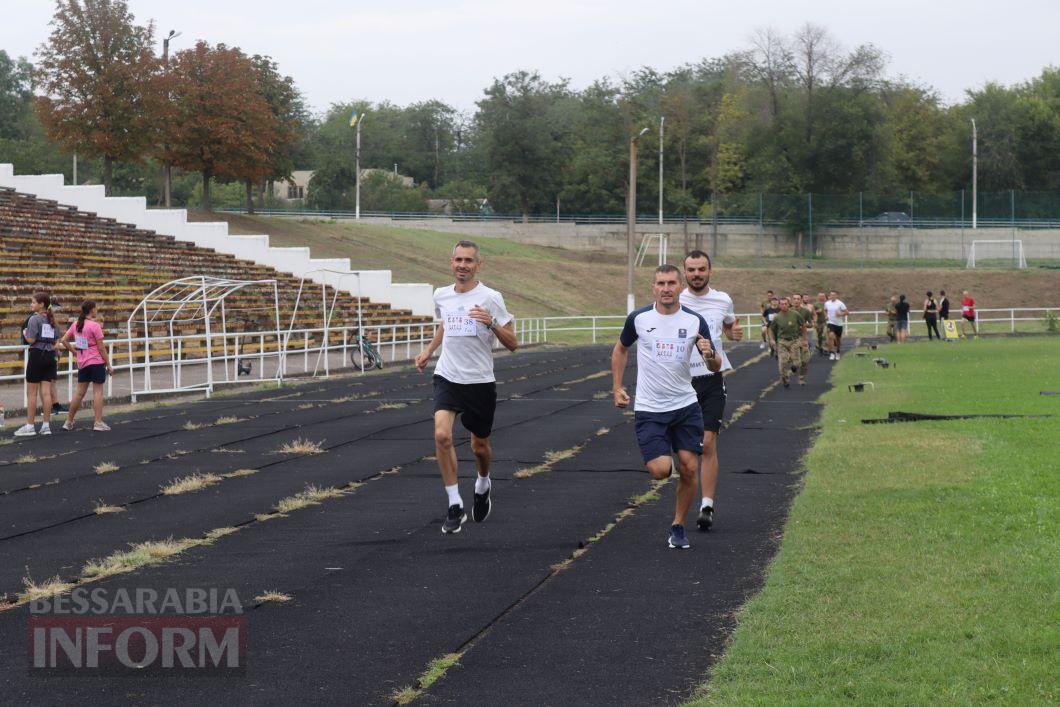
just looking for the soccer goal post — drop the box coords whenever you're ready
[966,240,1027,268]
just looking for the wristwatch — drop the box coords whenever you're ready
[486,320,496,332]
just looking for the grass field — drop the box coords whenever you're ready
[192,212,1060,318]
[692,337,1059,704]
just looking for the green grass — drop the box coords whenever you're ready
[691,337,1059,704]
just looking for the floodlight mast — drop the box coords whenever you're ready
[626,126,651,314]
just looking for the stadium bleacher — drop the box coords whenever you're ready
[0,186,432,376]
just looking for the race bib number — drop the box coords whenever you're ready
[75,335,89,350]
[651,337,691,363]
[41,324,55,339]
[442,309,478,337]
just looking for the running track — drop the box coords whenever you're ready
[0,342,831,705]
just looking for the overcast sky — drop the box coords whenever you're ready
[4,0,1057,114]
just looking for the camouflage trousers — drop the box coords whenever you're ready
[778,338,810,383]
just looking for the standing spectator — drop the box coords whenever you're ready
[923,291,941,340]
[894,294,911,343]
[961,290,978,337]
[14,292,58,437]
[58,300,113,432]
[939,290,950,322]
[885,296,899,342]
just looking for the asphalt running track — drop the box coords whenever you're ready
[0,341,834,705]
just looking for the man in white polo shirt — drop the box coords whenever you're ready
[415,240,518,534]
[824,289,849,360]
[612,264,722,549]
[679,250,744,532]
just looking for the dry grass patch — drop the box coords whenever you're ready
[182,421,203,431]
[82,537,200,579]
[19,575,75,603]
[563,370,609,385]
[274,485,344,514]
[161,473,222,496]
[204,526,239,541]
[592,390,610,400]
[254,591,292,604]
[93,461,119,474]
[254,512,281,522]
[214,416,245,426]
[296,403,315,410]
[93,500,125,515]
[223,468,257,478]
[16,454,38,464]
[211,447,244,454]
[596,427,611,436]
[376,402,408,410]
[276,438,325,455]
[393,652,463,705]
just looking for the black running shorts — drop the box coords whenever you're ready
[433,375,497,439]
[692,374,726,433]
[25,348,58,383]
[827,323,844,337]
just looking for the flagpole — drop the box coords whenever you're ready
[355,115,362,220]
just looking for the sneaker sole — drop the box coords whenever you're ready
[441,513,467,534]
[667,540,690,549]
[697,520,713,531]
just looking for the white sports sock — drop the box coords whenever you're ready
[445,483,462,508]
[701,497,714,510]
[474,475,490,494]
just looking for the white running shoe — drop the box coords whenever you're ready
[835,353,841,360]
[829,353,836,361]
[39,423,52,436]
[14,423,36,437]
[759,342,766,350]
[63,420,74,431]
[93,421,111,432]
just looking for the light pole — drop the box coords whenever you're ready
[354,112,365,219]
[971,118,978,229]
[658,116,665,226]
[162,30,181,208]
[627,126,650,314]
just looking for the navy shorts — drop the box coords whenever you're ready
[633,402,704,464]
[827,323,844,337]
[433,375,497,439]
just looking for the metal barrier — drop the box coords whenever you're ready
[3,308,1055,408]
[513,308,1058,345]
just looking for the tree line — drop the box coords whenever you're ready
[1,1,1057,216]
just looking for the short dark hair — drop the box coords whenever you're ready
[452,240,480,258]
[654,264,681,280]
[684,250,712,268]
[767,290,774,294]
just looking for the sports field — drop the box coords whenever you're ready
[693,337,1059,704]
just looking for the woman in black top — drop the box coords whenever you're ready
[923,291,941,340]
[895,294,910,343]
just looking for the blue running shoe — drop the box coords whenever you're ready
[668,524,690,549]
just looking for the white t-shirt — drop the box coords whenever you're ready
[619,304,714,413]
[433,282,513,384]
[679,287,736,376]
[824,299,848,326]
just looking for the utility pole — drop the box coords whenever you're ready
[658,116,664,226]
[162,30,180,208]
[72,153,77,185]
[355,113,364,219]
[971,118,978,229]
[627,127,649,314]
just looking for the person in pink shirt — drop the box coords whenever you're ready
[57,300,113,431]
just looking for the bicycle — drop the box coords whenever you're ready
[351,333,383,370]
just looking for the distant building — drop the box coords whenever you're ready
[271,169,415,203]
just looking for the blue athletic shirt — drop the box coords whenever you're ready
[619,304,714,413]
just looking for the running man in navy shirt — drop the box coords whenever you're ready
[611,264,721,549]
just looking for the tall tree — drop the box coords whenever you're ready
[244,55,306,212]
[476,71,572,219]
[34,0,160,193]
[0,50,34,140]
[164,42,275,211]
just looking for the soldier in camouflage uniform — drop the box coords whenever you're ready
[768,297,809,387]
[813,292,828,356]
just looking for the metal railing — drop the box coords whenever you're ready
[514,308,1058,345]
[3,308,1055,409]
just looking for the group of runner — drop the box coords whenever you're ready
[15,292,113,437]
[416,243,751,549]
[884,289,978,342]
[759,290,849,385]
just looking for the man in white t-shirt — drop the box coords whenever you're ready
[824,290,849,361]
[415,240,518,534]
[612,264,721,549]
[679,250,743,533]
